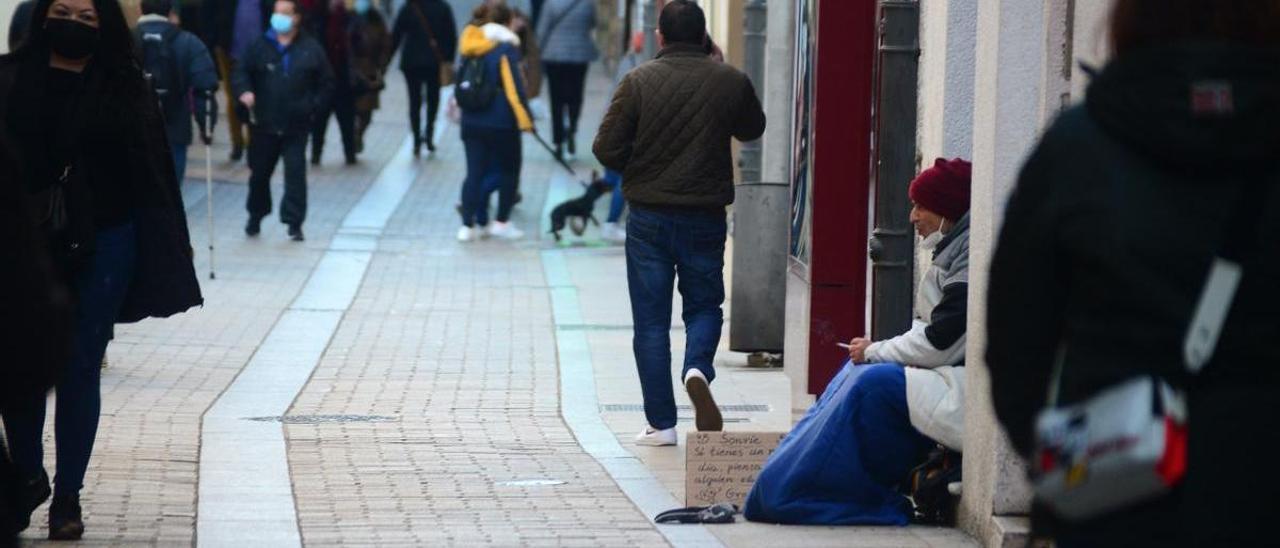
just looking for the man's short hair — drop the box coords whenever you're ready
[275,0,300,15]
[659,0,706,45]
[140,0,173,16]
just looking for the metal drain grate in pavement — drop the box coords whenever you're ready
[600,404,770,413]
[244,415,398,424]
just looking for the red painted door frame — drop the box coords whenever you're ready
[806,0,877,394]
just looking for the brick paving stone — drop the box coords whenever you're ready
[284,75,666,545]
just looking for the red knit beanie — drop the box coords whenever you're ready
[908,158,972,222]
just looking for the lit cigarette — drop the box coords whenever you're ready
[836,342,852,349]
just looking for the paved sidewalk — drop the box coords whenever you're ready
[13,58,977,547]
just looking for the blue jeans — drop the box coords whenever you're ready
[3,222,137,497]
[171,143,189,184]
[603,169,625,223]
[626,206,727,430]
[460,126,521,227]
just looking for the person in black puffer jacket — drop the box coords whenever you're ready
[232,0,334,242]
[987,1,1280,546]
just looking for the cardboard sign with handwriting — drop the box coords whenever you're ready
[685,431,785,507]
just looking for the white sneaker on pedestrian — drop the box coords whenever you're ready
[456,226,478,242]
[601,222,627,243]
[684,368,723,432]
[635,426,678,447]
[488,221,525,240]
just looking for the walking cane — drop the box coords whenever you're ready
[204,93,216,280]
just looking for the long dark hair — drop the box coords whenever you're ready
[1109,0,1280,55]
[14,0,139,71]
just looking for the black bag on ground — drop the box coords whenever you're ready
[135,26,184,111]
[905,446,962,525]
[454,56,497,112]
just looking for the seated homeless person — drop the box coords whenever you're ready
[745,158,971,525]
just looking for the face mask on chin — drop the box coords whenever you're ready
[45,17,99,60]
[919,220,951,250]
[354,0,371,14]
[920,230,944,250]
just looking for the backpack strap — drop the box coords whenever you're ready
[538,0,584,52]
[1184,178,1276,372]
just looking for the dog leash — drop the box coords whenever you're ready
[528,130,580,178]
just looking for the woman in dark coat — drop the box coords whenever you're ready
[0,0,203,539]
[348,0,392,153]
[390,0,457,156]
[987,1,1280,546]
[0,122,72,547]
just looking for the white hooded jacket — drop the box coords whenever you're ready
[864,214,970,451]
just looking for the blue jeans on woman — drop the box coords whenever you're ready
[626,206,727,431]
[459,125,521,227]
[3,222,136,497]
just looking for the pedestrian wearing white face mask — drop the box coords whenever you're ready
[846,157,971,449]
[232,0,334,242]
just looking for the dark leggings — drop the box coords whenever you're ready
[312,72,358,161]
[543,62,588,146]
[404,66,442,147]
[460,125,521,227]
[3,222,137,497]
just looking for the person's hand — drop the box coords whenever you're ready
[239,92,255,109]
[199,127,213,145]
[847,337,872,363]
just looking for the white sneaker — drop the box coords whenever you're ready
[601,222,627,243]
[684,368,723,432]
[635,426,678,447]
[488,221,525,240]
[456,226,477,242]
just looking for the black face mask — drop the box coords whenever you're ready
[45,17,100,60]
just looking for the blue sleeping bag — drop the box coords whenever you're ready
[743,361,934,525]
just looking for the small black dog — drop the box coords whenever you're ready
[549,172,612,241]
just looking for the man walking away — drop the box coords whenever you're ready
[594,0,765,446]
[200,0,273,161]
[233,0,334,242]
[136,0,220,183]
[390,0,457,156]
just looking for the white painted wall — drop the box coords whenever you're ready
[961,0,1054,543]
[917,0,977,164]
[1071,0,1113,100]
[1,0,19,53]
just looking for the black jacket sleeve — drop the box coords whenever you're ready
[986,133,1069,458]
[926,282,968,351]
[230,40,256,98]
[310,40,336,116]
[437,1,458,60]
[733,74,767,142]
[388,6,407,67]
